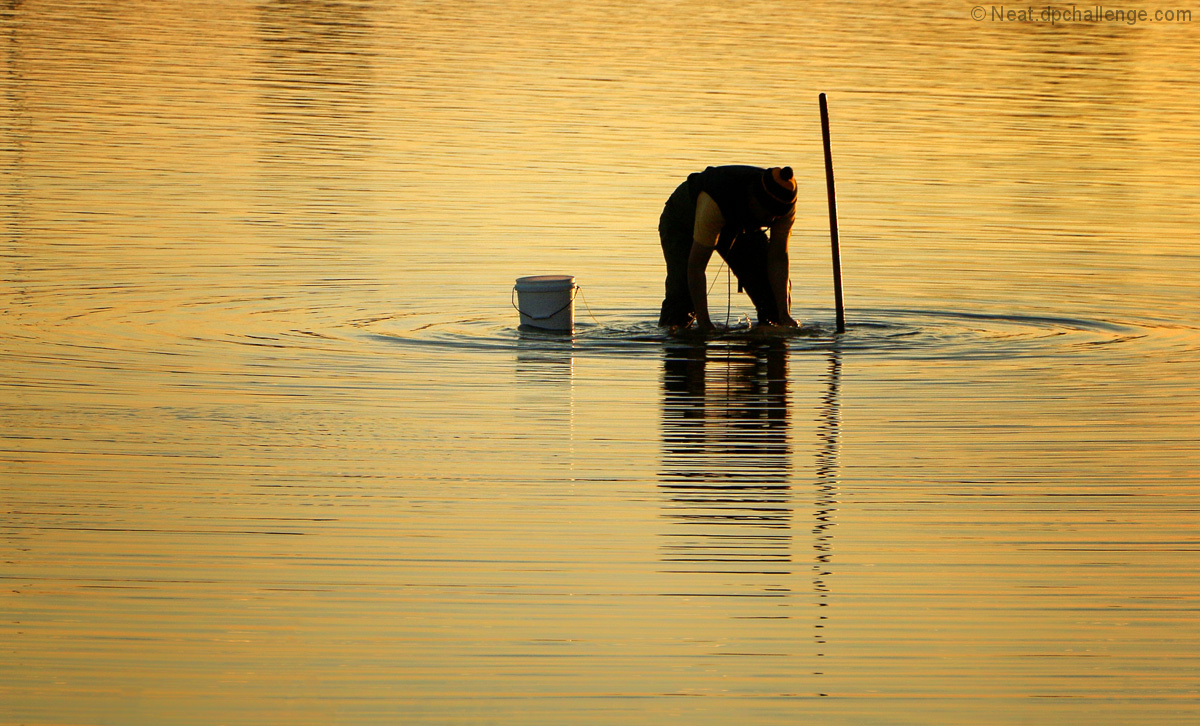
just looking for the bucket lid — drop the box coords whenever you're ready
[515,274,575,291]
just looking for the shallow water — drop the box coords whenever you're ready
[3,1,1200,724]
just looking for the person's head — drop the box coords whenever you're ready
[749,166,797,224]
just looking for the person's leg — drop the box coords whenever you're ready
[658,183,697,327]
[717,229,781,325]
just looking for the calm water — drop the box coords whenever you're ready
[3,1,1200,723]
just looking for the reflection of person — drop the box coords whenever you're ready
[660,341,792,580]
[661,341,790,487]
[658,165,799,331]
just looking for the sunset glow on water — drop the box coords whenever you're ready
[3,1,1199,724]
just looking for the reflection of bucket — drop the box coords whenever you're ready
[514,275,576,331]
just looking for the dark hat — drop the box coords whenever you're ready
[754,166,797,217]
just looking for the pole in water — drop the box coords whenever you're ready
[819,92,846,334]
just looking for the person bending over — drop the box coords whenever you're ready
[658,165,798,331]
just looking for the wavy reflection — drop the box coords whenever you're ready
[515,328,574,385]
[513,330,575,469]
[812,349,841,660]
[659,340,792,590]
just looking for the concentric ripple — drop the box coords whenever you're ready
[357,306,1198,362]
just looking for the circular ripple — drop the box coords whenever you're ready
[357,306,1199,362]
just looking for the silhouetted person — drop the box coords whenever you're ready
[658,165,799,331]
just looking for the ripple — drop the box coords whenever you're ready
[11,289,1196,376]
[358,307,1199,362]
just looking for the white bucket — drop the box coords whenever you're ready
[514,275,576,331]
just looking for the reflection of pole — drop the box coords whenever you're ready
[813,348,841,668]
[819,93,846,334]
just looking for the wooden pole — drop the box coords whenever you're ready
[819,93,846,334]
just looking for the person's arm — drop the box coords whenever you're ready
[688,192,724,331]
[767,210,798,326]
[687,242,715,330]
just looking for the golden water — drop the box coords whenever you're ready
[3,1,1199,723]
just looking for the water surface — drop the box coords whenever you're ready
[3,1,1199,724]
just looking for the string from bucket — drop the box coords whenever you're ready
[511,285,579,321]
[706,259,725,296]
[725,262,732,328]
[704,258,735,328]
[575,286,601,325]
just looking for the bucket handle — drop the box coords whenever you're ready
[512,285,580,321]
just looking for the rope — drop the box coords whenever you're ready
[576,286,601,325]
[725,263,731,328]
[511,271,729,329]
[705,259,734,329]
[706,259,725,295]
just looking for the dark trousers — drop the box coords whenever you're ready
[658,181,780,327]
